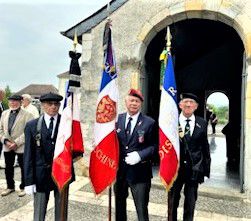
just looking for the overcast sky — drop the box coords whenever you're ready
[207,92,229,107]
[0,0,108,92]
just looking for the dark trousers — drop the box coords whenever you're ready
[0,142,2,158]
[211,123,216,134]
[4,151,24,189]
[168,169,199,221]
[114,179,151,221]
[34,186,69,221]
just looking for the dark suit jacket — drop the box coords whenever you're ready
[180,116,211,183]
[0,103,3,118]
[0,102,4,148]
[116,112,157,184]
[24,115,64,192]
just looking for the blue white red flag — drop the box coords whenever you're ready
[52,81,84,191]
[89,21,119,194]
[159,53,180,190]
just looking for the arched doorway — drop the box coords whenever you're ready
[144,19,244,190]
[205,92,239,189]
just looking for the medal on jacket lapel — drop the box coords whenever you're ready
[138,130,145,143]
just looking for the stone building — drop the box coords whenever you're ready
[57,71,69,96]
[62,0,251,199]
[16,84,58,99]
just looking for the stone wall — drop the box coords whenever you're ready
[79,0,251,197]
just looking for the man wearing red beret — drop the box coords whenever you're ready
[114,89,157,221]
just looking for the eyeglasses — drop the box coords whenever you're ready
[46,101,60,106]
[182,99,197,104]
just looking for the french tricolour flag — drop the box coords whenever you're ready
[159,53,180,190]
[52,87,84,192]
[89,21,119,195]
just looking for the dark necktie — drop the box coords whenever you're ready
[126,117,132,142]
[48,117,54,138]
[8,110,19,135]
[185,119,191,138]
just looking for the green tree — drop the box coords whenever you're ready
[215,106,229,124]
[207,104,229,124]
[207,104,217,113]
[2,85,12,109]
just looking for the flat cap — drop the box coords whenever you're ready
[22,94,32,101]
[128,88,144,102]
[180,93,199,103]
[39,92,63,102]
[8,94,23,101]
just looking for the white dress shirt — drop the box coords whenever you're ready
[43,113,58,138]
[125,112,140,135]
[179,113,195,136]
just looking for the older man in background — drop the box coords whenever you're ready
[0,94,33,197]
[22,94,39,118]
[0,89,5,162]
[0,89,5,116]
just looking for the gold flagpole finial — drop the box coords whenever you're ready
[107,1,111,21]
[73,29,78,52]
[166,26,172,52]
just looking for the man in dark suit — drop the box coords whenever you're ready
[168,93,211,221]
[114,89,157,221]
[0,89,5,161]
[23,92,65,221]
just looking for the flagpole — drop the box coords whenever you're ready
[106,2,113,220]
[166,26,171,53]
[164,26,179,221]
[107,2,112,220]
[58,29,79,221]
[59,186,69,221]
[73,29,78,52]
[89,0,118,218]
[108,187,112,221]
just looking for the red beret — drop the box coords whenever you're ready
[128,89,144,102]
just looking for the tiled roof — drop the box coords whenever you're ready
[15,84,58,99]
[61,0,128,43]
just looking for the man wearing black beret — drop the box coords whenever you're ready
[0,94,34,197]
[23,92,66,221]
[168,93,211,221]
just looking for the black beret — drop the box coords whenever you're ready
[39,92,63,102]
[180,93,199,103]
[128,88,144,102]
[8,94,23,101]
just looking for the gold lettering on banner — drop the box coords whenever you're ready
[55,158,71,173]
[159,139,173,160]
[159,151,164,160]
[94,148,116,170]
